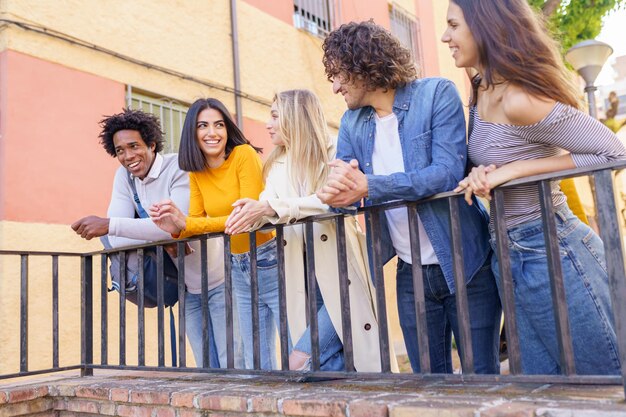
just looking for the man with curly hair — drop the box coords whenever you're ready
[317,21,501,374]
[71,109,235,369]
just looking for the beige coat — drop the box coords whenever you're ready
[255,155,396,372]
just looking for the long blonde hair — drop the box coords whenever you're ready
[263,90,331,195]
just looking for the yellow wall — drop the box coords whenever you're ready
[0,0,236,109]
[0,221,194,374]
[0,0,470,372]
[0,0,457,128]
[0,0,346,126]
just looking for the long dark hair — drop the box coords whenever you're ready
[453,0,580,108]
[178,98,261,172]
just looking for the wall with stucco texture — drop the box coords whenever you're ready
[0,221,196,374]
[0,0,458,371]
[0,50,124,224]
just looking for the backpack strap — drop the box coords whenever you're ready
[127,171,150,219]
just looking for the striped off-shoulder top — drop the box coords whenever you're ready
[468,102,626,228]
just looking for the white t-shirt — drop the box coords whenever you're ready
[371,113,438,265]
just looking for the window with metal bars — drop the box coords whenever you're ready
[293,0,335,37]
[389,3,424,72]
[126,86,189,154]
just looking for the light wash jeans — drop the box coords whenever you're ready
[231,238,286,369]
[185,284,243,369]
[396,256,501,374]
[490,204,620,375]
[293,286,345,371]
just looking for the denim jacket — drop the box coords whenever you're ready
[336,78,491,293]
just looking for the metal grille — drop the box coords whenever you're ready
[126,86,189,154]
[293,0,336,37]
[389,3,424,73]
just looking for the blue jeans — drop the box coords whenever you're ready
[231,238,284,369]
[294,286,345,371]
[397,256,501,374]
[490,205,620,375]
[185,284,243,368]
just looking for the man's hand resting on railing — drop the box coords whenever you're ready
[317,159,368,207]
[225,198,275,235]
[148,199,187,236]
[71,215,110,240]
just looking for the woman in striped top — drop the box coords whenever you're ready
[442,0,626,375]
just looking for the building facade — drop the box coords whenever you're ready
[0,0,468,372]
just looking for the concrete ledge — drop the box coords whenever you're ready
[0,372,624,417]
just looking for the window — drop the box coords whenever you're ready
[389,3,424,72]
[293,0,335,37]
[126,86,189,154]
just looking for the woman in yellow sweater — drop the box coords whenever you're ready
[149,98,279,370]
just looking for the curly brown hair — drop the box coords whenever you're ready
[322,20,417,90]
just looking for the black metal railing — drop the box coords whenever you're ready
[1,162,625,395]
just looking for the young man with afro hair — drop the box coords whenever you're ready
[72,108,238,369]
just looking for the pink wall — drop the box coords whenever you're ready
[243,116,274,161]
[414,0,440,78]
[0,50,125,224]
[241,0,392,30]
[0,52,7,221]
[242,0,294,26]
[339,0,390,28]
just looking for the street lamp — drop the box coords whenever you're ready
[565,39,614,118]
[565,40,615,234]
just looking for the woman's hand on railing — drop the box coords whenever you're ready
[454,164,497,204]
[148,199,187,236]
[225,198,274,235]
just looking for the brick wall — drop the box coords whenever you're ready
[1,373,625,417]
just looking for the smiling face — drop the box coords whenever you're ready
[196,107,228,168]
[332,73,370,110]
[266,101,285,146]
[441,1,480,70]
[113,129,156,180]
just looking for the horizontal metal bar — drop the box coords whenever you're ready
[0,365,83,380]
[0,250,85,256]
[85,364,623,385]
[4,163,626,259]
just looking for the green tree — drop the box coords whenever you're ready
[528,0,626,51]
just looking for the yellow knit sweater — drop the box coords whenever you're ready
[179,144,273,254]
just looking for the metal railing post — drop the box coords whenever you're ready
[593,169,626,397]
[81,255,94,376]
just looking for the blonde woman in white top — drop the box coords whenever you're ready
[225,89,387,371]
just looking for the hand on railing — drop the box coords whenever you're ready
[225,198,274,235]
[71,215,110,240]
[148,199,187,235]
[317,159,366,207]
[454,164,498,204]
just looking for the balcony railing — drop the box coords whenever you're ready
[1,162,626,395]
